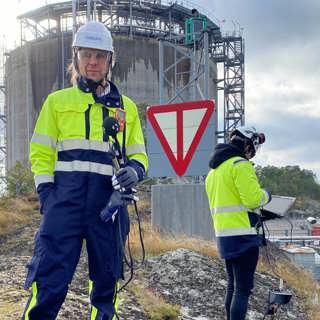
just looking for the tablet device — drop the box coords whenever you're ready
[261,195,296,220]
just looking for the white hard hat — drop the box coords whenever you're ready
[232,126,265,153]
[73,21,114,52]
[307,217,317,224]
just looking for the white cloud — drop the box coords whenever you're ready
[197,0,320,180]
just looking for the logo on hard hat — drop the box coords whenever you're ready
[86,35,102,41]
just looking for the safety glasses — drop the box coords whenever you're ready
[77,49,111,63]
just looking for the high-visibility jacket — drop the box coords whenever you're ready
[205,152,270,259]
[23,82,148,320]
[30,84,148,188]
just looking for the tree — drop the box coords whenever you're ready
[6,162,34,197]
[256,165,320,199]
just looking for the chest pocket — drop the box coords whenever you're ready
[56,104,88,140]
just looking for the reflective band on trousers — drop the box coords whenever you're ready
[55,160,113,176]
[210,205,247,214]
[34,174,54,189]
[126,144,146,156]
[57,139,110,152]
[215,227,257,237]
[31,133,57,149]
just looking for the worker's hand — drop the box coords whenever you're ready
[113,166,139,191]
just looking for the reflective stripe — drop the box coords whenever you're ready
[126,144,146,155]
[216,227,257,237]
[31,133,57,149]
[211,205,247,214]
[89,280,119,320]
[34,174,54,189]
[233,158,248,166]
[55,160,113,176]
[57,139,110,152]
[24,282,38,320]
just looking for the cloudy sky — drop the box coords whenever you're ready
[199,0,320,180]
[0,0,319,180]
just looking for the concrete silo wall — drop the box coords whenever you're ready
[5,33,217,169]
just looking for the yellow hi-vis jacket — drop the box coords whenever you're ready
[205,156,270,259]
[30,86,148,188]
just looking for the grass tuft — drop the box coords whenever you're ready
[128,221,218,259]
[130,282,180,320]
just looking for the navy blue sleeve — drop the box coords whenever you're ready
[126,159,145,181]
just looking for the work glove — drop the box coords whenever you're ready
[100,190,139,223]
[113,166,139,191]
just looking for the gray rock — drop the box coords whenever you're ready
[144,248,307,320]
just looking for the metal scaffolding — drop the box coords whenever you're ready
[159,31,211,104]
[211,35,245,140]
[17,0,244,140]
[18,0,195,43]
[0,48,7,193]
[159,29,245,140]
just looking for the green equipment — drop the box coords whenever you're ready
[185,9,208,45]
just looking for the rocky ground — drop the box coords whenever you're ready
[0,193,310,320]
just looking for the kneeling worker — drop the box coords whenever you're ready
[205,126,271,320]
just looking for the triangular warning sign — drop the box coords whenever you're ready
[147,100,215,176]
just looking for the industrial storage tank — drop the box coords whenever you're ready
[5,0,220,170]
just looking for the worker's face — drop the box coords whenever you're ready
[77,48,111,82]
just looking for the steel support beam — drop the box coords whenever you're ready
[158,31,211,104]
[211,36,245,141]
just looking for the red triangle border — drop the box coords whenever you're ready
[147,100,215,176]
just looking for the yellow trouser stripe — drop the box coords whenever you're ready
[24,282,38,320]
[89,280,119,320]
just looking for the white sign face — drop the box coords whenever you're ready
[147,100,215,177]
[183,108,207,158]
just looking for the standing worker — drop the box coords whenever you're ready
[21,21,148,320]
[205,126,271,320]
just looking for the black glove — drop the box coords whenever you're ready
[113,166,139,191]
[100,190,138,223]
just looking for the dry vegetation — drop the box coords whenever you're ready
[0,195,37,237]
[127,281,180,320]
[259,252,320,320]
[1,193,320,319]
[129,221,218,259]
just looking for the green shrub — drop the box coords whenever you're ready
[6,162,34,197]
[149,304,180,320]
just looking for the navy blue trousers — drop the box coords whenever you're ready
[225,246,259,320]
[21,173,129,320]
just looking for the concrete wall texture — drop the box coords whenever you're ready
[5,33,217,169]
[151,184,215,241]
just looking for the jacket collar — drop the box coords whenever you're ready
[209,143,246,169]
[77,77,121,108]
